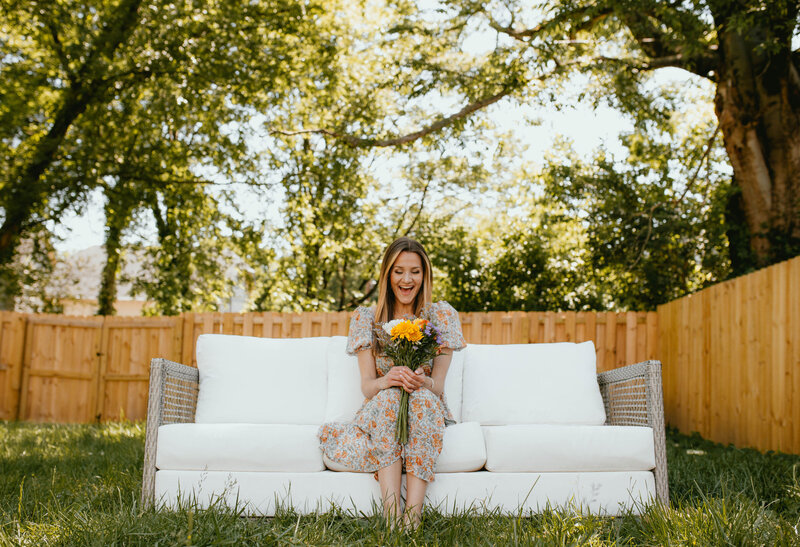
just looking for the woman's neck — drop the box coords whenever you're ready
[393,302,415,319]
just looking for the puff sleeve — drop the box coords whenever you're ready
[424,301,466,351]
[345,306,375,355]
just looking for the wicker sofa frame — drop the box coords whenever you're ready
[141,358,669,509]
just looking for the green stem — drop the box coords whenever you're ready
[396,391,409,444]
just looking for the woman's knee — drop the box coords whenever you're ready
[374,387,402,404]
[409,388,438,409]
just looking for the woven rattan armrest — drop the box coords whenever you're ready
[596,360,669,505]
[141,358,199,509]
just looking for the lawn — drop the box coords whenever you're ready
[1,422,798,545]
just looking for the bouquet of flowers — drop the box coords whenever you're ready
[375,317,442,444]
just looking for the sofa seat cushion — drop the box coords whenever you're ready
[194,334,331,424]
[156,423,324,472]
[483,425,655,472]
[462,342,606,425]
[322,422,486,473]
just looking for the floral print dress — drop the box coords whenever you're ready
[317,301,466,482]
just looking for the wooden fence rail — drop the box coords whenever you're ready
[0,310,657,423]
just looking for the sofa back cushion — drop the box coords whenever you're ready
[195,334,329,424]
[461,341,606,425]
[324,337,464,423]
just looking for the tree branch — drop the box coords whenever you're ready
[269,87,513,148]
[597,51,717,80]
[347,279,378,309]
[617,8,718,79]
[628,124,720,270]
[487,5,614,43]
[42,16,75,85]
[402,179,431,237]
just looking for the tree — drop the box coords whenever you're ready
[541,132,732,309]
[125,183,243,315]
[10,229,79,313]
[421,213,602,312]
[296,0,799,267]
[0,0,337,308]
[248,137,385,312]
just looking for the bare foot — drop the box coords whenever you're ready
[402,510,421,532]
[384,512,403,532]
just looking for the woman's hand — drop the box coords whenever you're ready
[382,366,425,393]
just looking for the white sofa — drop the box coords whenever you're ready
[141,334,668,516]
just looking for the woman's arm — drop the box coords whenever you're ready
[357,350,424,398]
[423,349,452,398]
[357,350,383,399]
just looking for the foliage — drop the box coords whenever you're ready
[2,422,799,545]
[249,136,385,312]
[540,120,732,310]
[248,0,503,312]
[321,0,800,265]
[124,185,239,315]
[0,0,339,308]
[421,209,603,312]
[9,230,78,313]
[3,0,797,313]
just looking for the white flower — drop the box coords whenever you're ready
[383,319,403,335]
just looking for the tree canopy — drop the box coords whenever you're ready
[2,0,798,314]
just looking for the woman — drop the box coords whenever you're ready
[318,237,466,529]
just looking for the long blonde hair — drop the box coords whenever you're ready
[374,237,433,325]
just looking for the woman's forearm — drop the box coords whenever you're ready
[361,376,386,399]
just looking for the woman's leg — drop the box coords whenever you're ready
[377,458,403,525]
[402,388,445,528]
[404,473,428,528]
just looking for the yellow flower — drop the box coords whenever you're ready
[390,320,423,342]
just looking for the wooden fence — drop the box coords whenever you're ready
[1,256,797,455]
[658,255,800,454]
[0,310,657,423]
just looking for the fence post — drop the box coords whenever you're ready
[172,315,184,363]
[181,313,194,366]
[15,317,34,421]
[0,313,28,421]
[93,318,111,422]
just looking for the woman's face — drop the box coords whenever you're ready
[390,251,423,307]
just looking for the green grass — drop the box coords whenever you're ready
[1,422,799,546]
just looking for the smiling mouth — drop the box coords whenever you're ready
[398,286,415,295]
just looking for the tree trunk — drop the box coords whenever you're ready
[98,188,135,315]
[714,31,800,265]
